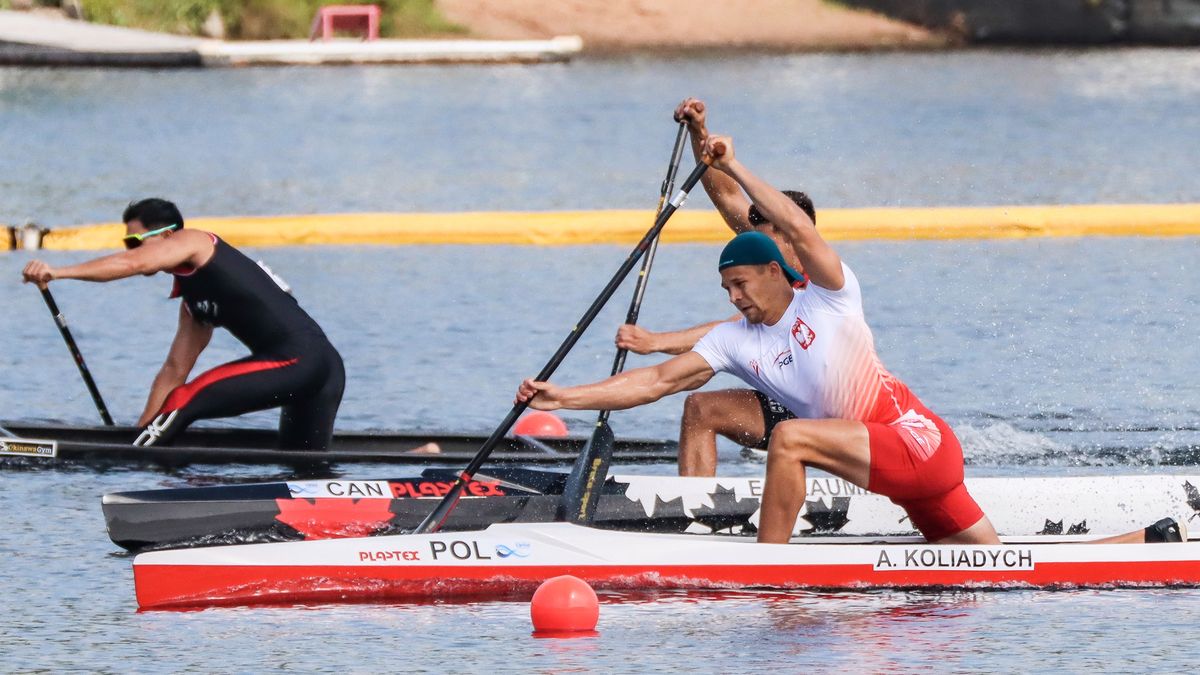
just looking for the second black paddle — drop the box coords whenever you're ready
[558,122,689,524]
[414,155,712,535]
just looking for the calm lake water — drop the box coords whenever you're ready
[2,50,1199,672]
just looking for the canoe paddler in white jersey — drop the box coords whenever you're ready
[517,132,1000,545]
[517,134,1189,547]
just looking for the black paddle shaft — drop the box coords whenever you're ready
[606,122,689,397]
[414,159,710,534]
[559,123,689,524]
[39,286,115,426]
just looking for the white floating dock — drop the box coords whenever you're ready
[200,35,582,66]
[0,10,581,67]
[0,9,203,66]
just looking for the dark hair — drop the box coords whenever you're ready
[748,190,816,227]
[122,198,184,230]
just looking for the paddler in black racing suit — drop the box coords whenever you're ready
[21,198,346,451]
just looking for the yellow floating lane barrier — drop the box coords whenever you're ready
[824,204,1200,240]
[34,203,1200,251]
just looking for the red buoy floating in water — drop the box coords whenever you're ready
[530,575,599,636]
[513,411,568,437]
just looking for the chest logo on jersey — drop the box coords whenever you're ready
[749,359,760,376]
[791,317,816,350]
[773,350,793,368]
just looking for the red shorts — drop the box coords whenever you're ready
[865,408,984,541]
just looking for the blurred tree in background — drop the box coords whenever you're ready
[63,0,463,38]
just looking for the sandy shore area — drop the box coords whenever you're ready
[436,0,943,51]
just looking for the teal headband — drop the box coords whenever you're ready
[718,231,803,284]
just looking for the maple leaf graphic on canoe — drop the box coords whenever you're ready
[649,494,689,520]
[1184,481,1200,521]
[1038,519,1090,535]
[690,484,759,532]
[800,496,851,533]
[274,498,395,540]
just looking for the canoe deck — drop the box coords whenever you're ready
[0,421,678,468]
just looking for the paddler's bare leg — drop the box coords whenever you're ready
[1087,531,1146,544]
[941,519,1180,545]
[932,516,1000,544]
[757,419,871,543]
[678,389,767,476]
[1085,517,1188,544]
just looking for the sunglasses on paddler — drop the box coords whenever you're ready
[123,224,179,250]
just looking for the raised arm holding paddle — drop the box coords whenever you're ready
[615,98,819,476]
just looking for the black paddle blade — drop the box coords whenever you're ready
[39,287,114,426]
[557,420,616,524]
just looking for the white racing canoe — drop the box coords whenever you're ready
[133,522,1200,609]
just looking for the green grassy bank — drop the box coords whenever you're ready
[6,0,464,39]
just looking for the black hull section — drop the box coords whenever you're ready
[103,468,755,551]
[1,421,677,468]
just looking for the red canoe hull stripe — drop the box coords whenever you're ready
[134,560,1200,609]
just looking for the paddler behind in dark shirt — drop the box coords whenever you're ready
[21,198,355,451]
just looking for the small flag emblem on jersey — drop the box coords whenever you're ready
[791,317,816,350]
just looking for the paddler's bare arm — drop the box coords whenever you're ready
[516,352,715,412]
[21,230,211,285]
[702,134,845,291]
[615,314,741,355]
[137,303,213,426]
[675,98,752,233]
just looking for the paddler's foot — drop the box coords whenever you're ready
[408,442,441,455]
[1145,517,1187,543]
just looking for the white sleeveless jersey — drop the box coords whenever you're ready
[692,262,921,426]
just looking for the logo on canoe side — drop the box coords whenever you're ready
[874,548,1035,571]
[359,549,421,562]
[287,480,391,498]
[495,542,531,559]
[0,438,57,458]
[286,479,506,499]
[428,540,533,560]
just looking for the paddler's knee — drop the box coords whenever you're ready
[764,419,816,460]
[682,390,752,429]
[682,391,722,423]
